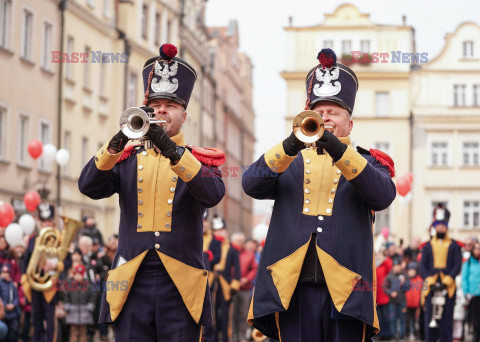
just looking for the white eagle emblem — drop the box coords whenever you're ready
[313,66,341,97]
[151,60,179,93]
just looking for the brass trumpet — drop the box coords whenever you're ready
[251,328,267,341]
[292,110,325,145]
[26,216,82,291]
[119,107,166,141]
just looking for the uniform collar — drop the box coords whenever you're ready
[146,130,186,155]
[338,136,351,146]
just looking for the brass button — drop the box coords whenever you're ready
[203,271,208,276]
[305,179,310,184]
[345,160,350,166]
[138,212,143,218]
[333,179,338,184]
[180,166,185,171]
[155,244,160,249]
[304,208,310,213]
[331,189,336,194]
[101,150,104,155]
[166,211,172,217]
[305,199,311,204]
[267,268,272,273]
[137,224,142,229]
[186,173,192,179]
[305,169,311,174]
[304,189,310,194]
[328,199,333,204]
[167,199,173,204]
[326,208,332,214]
[138,200,143,205]
[317,227,323,233]
[269,160,275,165]
[165,223,171,229]
[318,216,324,220]
[275,153,281,159]
[138,177,143,183]
[352,168,357,174]
[172,176,177,182]
[305,159,311,164]
[142,151,147,156]
[138,165,143,170]
[170,187,175,193]
[137,188,143,193]
[355,275,362,280]
[336,170,341,175]
[155,232,160,237]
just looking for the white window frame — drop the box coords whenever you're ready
[373,141,392,156]
[141,3,148,40]
[66,36,74,80]
[323,40,333,50]
[126,71,138,108]
[18,112,31,166]
[99,57,106,96]
[38,118,52,171]
[430,140,450,167]
[87,0,95,9]
[375,91,390,117]
[463,41,474,59]
[83,45,90,88]
[63,131,71,176]
[0,0,12,49]
[360,40,370,54]
[454,84,466,107]
[41,18,54,70]
[461,140,480,167]
[0,103,8,161]
[81,136,88,167]
[103,0,111,19]
[154,11,161,46]
[463,200,480,229]
[473,84,480,107]
[21,6,34,60]
[341,40,352,56]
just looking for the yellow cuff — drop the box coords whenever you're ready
[442,274,454,287]
[441,274,456,298]
[94,142,122,171]
[230,279,240,292]
[334,146,368,181]
[264,142,296,173]
[171,149,202,182]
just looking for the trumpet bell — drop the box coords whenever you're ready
[120,107,151,139]
[293,110,325,144]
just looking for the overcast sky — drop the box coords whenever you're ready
[205,0,480,215]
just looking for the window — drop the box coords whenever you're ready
[463,41,474,59]
[341,40,351,56]
[99,56,106,95]
[87,0,94,8]
[66,36,74,80]
[42,21,53,69]
[63,131,71,176]
[166,20,171,43]
[154,12,161,46]
[141,4,148,39]
[454,84,466,106]
[0,106,6,159]
[374,141,391,155]
[126,72,138,108]
[18,115,29,164]
[463,201,479,229]
[474,84,480,106]
[375,92,390,117]
[22,9,33,60]
[81,137,88,167]
[83,46,90,88]
[323,40,333,50]
[0,0,12,48]
[463,142,479,166]
[103,0,110,18]
[374,208,390,235]
[360,40,370,53]
[431,142,448,166]
[39,120,51,170]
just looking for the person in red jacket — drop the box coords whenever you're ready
[231,232,258,342]
[405,262,423,339]
[376,249,393,340]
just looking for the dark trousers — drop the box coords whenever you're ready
[406,307,418,337]
[376,304,390,339]
[470,296,480,342]
[215,287,231,342]
[32,290,56,342]
[424,292,455,342]
[113,250,201,341]
[4,316,19,342]
[278,283,370,342]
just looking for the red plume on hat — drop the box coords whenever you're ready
[159,44,178,61]
[317,48,337,69]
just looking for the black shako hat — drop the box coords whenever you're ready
[305,48,359,114]
[37,202,55,222]
[142,44,197,108]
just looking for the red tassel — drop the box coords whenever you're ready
[206,250,213,262]
[190,146,226,166]
[370,148,395,177]
[118,145,135,163]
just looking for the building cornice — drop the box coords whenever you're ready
[284,25,413,32]
[66,0,117,37]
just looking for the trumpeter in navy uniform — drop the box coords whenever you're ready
[78,44,226,341]
[242,49,397,341]
[419,220,462,342]
[21,202,71,342]
[210,214,240,342]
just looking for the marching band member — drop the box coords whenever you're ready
[242,49,396,341]
[78,44,225,341]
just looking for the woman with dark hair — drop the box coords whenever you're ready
[462,242,480,342]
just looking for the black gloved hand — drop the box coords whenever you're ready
[283,132,305,157]
[108,130,129,153]
[145,124,177,159]
[315,130,347,162]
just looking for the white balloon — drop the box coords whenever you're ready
[253,223,269,242]
[5,223,24,246]
[18,214,36,235]
[42,144,57,165]
[56,148,70,166]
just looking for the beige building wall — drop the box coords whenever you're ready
[411,22,480,241]
[0,0,60,214]
[282,4,413,241]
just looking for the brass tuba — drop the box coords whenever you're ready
[251,328,267,342]
[26,216,82,291]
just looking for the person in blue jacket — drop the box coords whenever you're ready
[78,44,225,341]
[0,264,19,341]
[462,241,480,342]
[242,48,396,341]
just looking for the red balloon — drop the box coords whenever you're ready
[406,172,414,185]
[0,203,15,228]
[24,191,41,212]
[28,139,43,160]
[396,177,411,197]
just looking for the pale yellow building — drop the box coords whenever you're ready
[411,22,480,241]
[282,4,413,240]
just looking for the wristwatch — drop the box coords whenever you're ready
[169,146,185,163]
